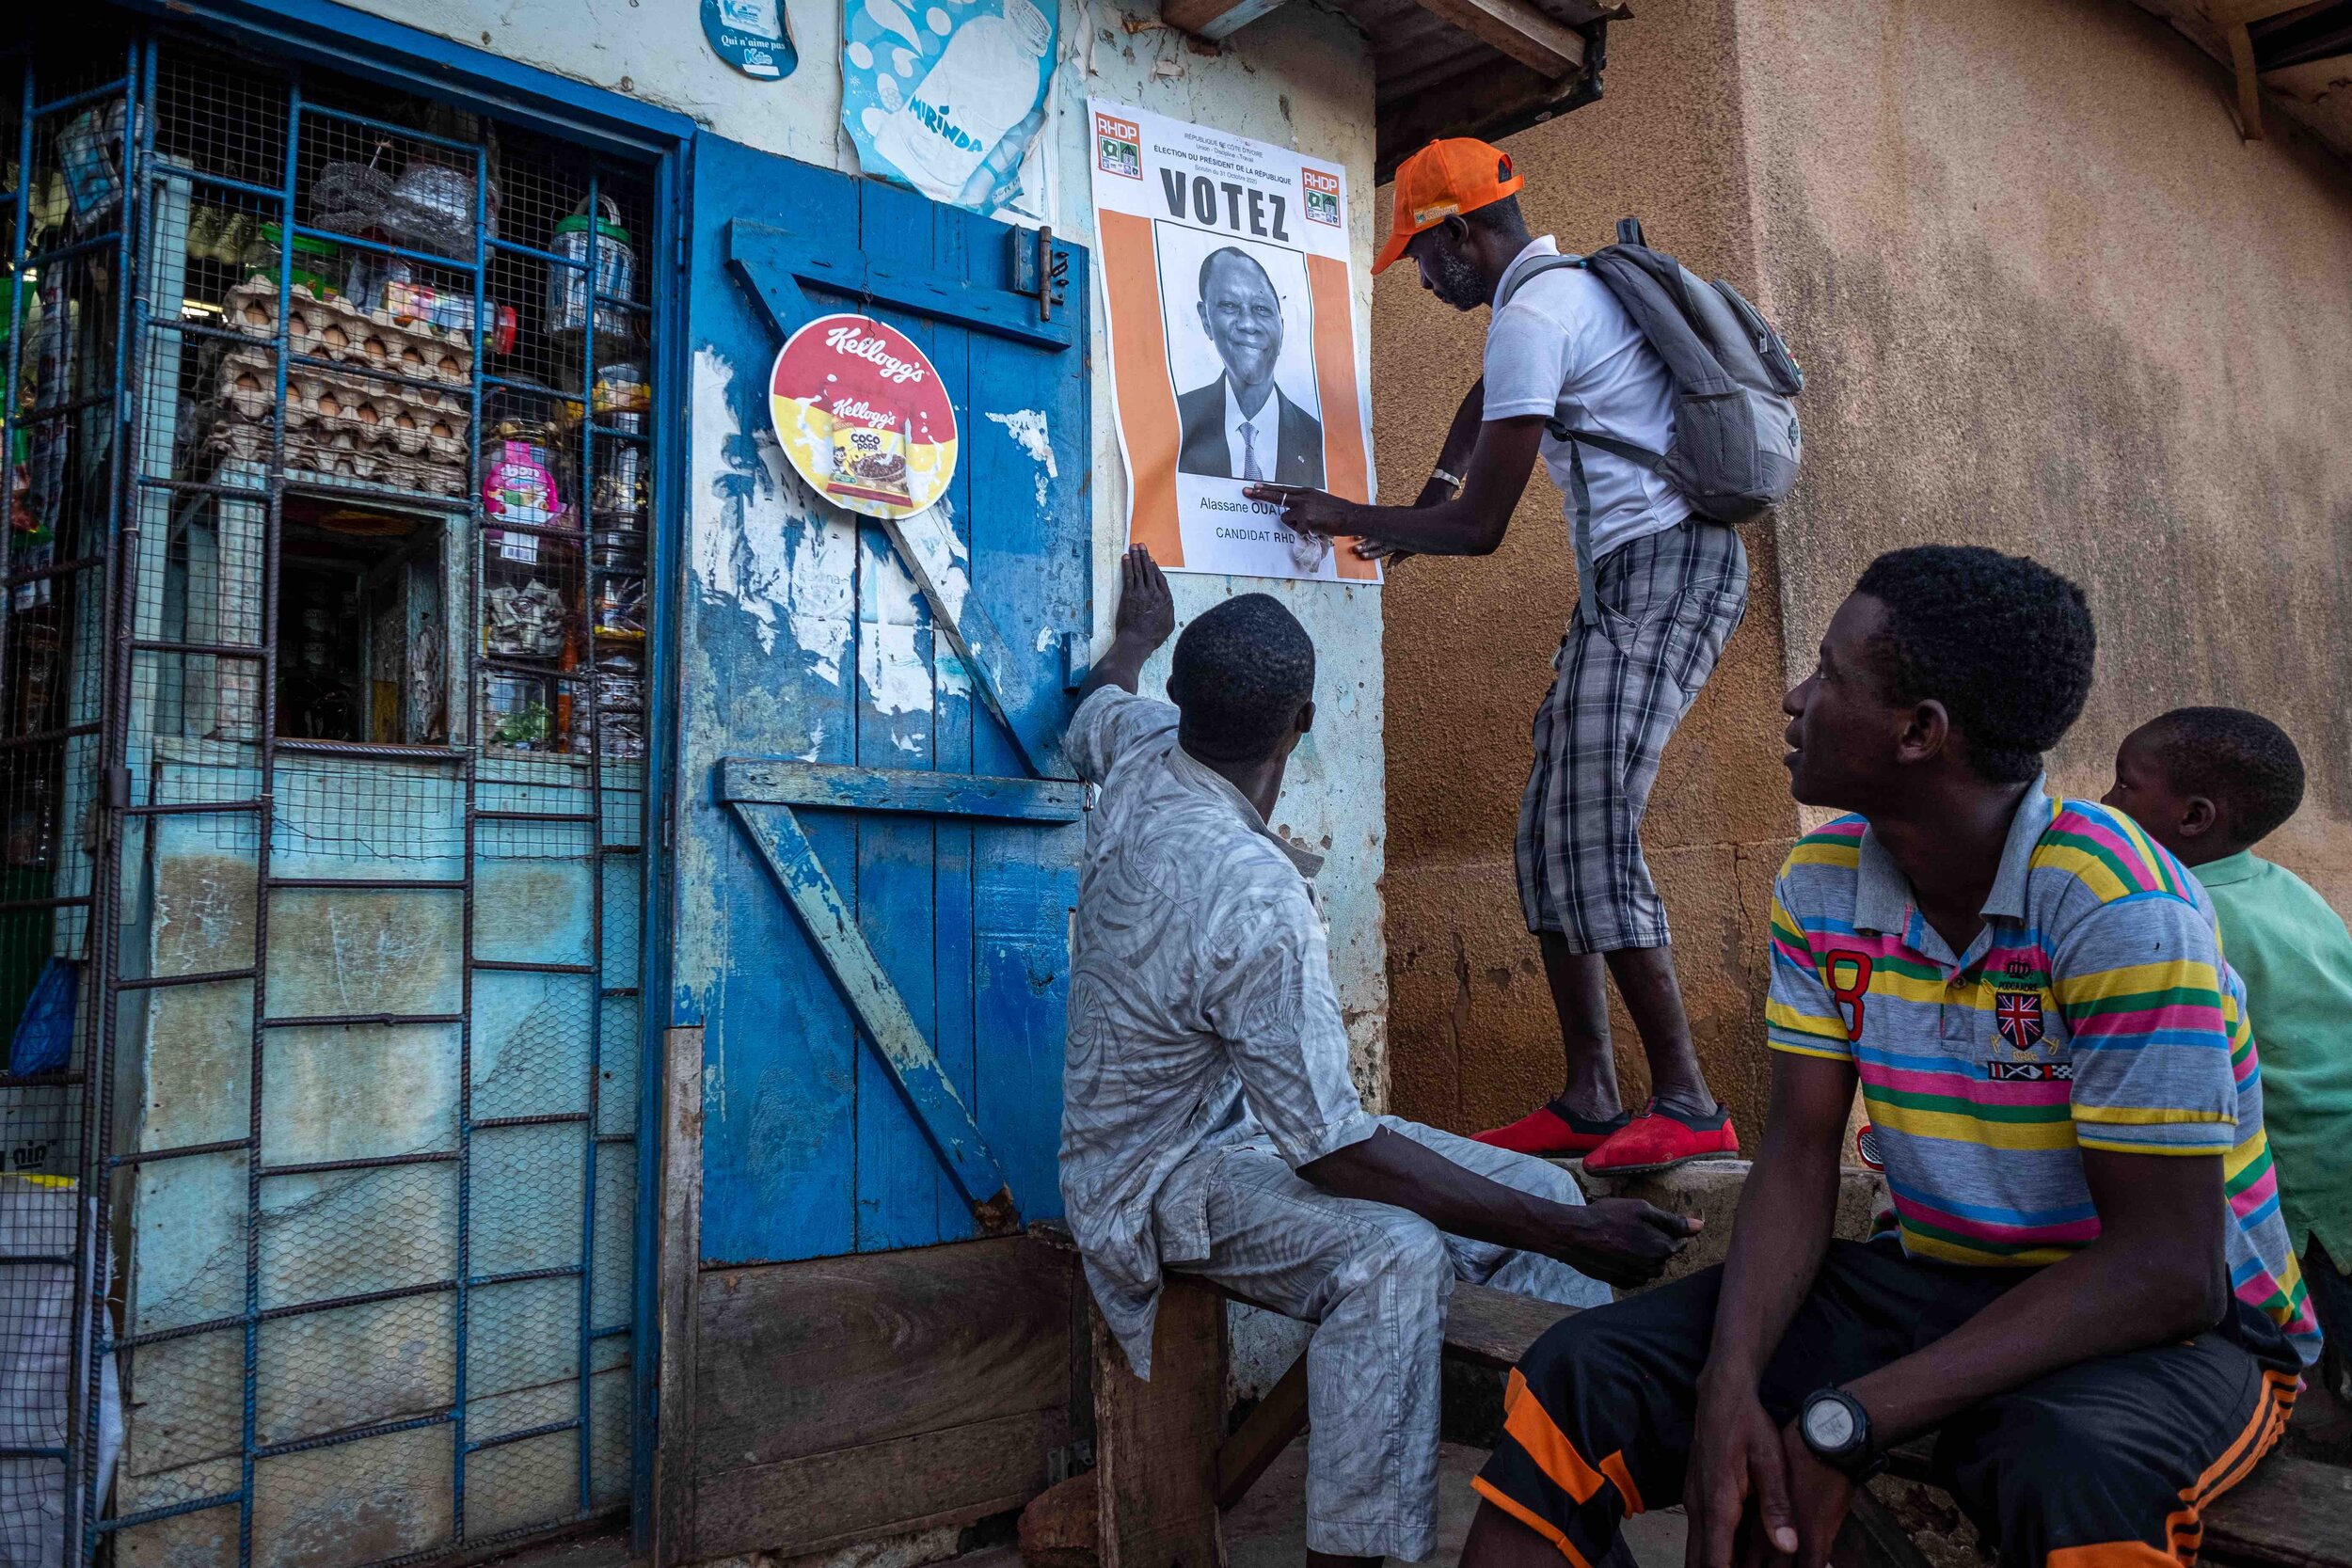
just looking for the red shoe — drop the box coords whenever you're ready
[1472,1100,1631,1157]
[1581,1100,1739,1175]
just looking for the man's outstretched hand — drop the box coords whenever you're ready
[1244,483,1359,541]
[1536,1196,1701,1290]
[1080,545,1175,700]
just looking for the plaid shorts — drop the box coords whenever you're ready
[1517,520,1748,951]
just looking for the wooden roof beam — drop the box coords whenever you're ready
[1403,0,1589,78]
[2207,0,2335,135]
[1161,0,1291,40]
[1375,49,1600,180]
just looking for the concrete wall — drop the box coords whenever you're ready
[1378,0,2352,1138]
[353,0,1393,1097]
[1740,0,2352,900]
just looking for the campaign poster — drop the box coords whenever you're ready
[844,0,1057,221]
[1087,101,1378,583]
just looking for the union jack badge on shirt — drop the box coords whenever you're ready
[1994,988,2044,1051]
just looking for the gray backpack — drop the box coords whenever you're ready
[1499,217,1804,525]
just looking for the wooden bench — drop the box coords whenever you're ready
[1088,1275,1568,1568]
[1088,1273,2352,1568]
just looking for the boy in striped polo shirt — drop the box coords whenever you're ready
[1463,546,2316,1568]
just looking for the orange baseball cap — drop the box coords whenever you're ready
[1371,138,1524,276]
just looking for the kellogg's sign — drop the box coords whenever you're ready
[768,312,959,519]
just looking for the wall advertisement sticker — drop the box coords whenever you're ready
[704,0,800,79]
[769,313,961,520]
[1087,101,1378,583]
[843,0,1057,220]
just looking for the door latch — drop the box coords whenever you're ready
[1045,1438,1096,1485]
[1010,224,1069,323]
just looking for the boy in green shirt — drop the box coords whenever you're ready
[2106,705,2352,1426]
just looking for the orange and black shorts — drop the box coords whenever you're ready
[1474,1238,2303,1568]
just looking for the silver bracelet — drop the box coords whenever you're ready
[1429,467,1464,491]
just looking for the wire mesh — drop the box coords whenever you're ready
[2,19,139,1568]
[1,22,658,1567]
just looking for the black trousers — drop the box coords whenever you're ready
[1473,1238,2303,1568]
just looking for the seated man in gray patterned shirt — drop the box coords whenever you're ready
[1061,546,1697,1568]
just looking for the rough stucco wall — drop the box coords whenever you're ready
[1375,0,1796,1139]
[1738,0,2352,913]
[1379,0,2352,1144]
[347,0,1389,1091]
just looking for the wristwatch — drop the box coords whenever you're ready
[1798,1387,1884,1481]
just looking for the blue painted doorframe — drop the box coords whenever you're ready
[676,135,1089,1267]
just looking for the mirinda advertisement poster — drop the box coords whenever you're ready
[1088,101,1379,584]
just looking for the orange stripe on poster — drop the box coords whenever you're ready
[1305,251,1379,582]
[1099,211,1185,568]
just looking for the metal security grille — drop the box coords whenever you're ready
[1,19,654,1568]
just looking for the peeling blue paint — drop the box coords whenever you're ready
[678,136,1089,1265]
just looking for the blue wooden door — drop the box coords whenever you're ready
[675,136,1089,1265]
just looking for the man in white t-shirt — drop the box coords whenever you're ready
[1248,138,1745,1175]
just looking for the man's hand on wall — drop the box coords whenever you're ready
[1080,545,1175,700]
[1114,543,1175,649]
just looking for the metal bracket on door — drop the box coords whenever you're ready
[1009,225,1069,324]
[727,218,1074,349]
[722,759,1087,1235]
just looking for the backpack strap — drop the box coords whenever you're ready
[1492,250,1670,470]
[1491,252,1586,312]
[1548,423,1664,470]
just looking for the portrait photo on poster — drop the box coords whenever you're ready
[1155,226,1325,490]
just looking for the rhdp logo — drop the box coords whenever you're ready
[1303,167,1342,226]
[1096,113,1141,179]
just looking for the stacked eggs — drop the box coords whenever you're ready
[210,279,474,497]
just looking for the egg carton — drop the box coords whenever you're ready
[225,280,473,387]
[206,419,469,499]
[215,350,470,468]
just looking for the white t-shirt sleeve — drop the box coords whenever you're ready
[1481,297,1579,421]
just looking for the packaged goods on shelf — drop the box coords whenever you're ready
[548,196,638,345]
[484,580,570,659]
